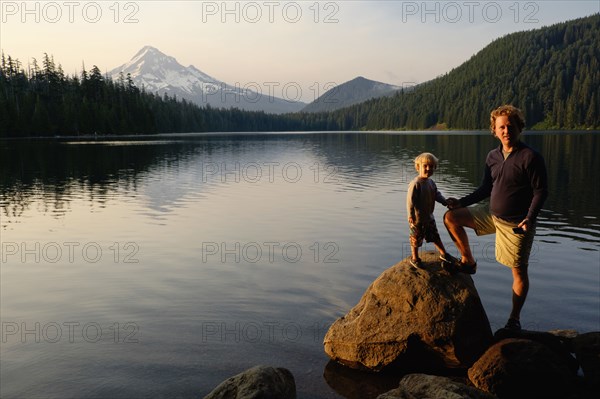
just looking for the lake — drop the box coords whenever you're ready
[1,131,599,398]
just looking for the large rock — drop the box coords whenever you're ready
[377,373,498,399]
[494,328,579,374]
[468,338,576,399]
[573,332,600,387]
[203,365,296,399]
[323,252,493,372]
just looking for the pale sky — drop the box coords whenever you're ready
[1,0,599,102]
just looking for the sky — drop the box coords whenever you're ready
[1,0,599,102]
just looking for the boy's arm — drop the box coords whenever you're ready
[430,180,447,206]
[406,181,419,223]
[435,186,448,207]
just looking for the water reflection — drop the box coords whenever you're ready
[323,361,399,399]
[1,132,598,399]
[2,132,599,245]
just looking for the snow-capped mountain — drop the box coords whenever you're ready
[302,76,402,113]
[109,46,305,114]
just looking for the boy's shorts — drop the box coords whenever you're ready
[468,203,536,269]
[409,219,441,248]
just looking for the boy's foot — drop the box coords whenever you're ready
[504,318,522,331]
[410,258,423,269]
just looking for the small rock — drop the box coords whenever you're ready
[377,373,498,399]
[203,365,296,399]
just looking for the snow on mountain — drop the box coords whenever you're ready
[109,46,305,114]
[111,46,213,94]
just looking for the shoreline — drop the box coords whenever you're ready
[2,129,600,141]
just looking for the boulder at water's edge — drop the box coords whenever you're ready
[203,365,296,399]
[323,252,493,372]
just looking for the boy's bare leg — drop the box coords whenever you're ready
[443,208,477,264]
[410,244,419,261]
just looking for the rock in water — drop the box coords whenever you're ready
[203,365,296,399]
[573,331,600,388]
[323,252,493,372]
[468,338,576,398]
[377,373,498,399]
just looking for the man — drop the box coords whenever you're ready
[444,105,548,330]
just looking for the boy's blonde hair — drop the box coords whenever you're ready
[490,105,525,134]
[414,152,439,169]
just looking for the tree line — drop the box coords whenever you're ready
[0,53,337,138]
[323,13,600,131]
[0,53,342,137]
[1,13,598,137]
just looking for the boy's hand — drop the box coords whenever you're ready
[446,198,461,209]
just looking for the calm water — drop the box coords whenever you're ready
[1,132,599,398]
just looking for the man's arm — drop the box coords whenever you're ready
[525,152,549,222]
[458,163,493,208]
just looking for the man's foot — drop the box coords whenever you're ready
[440,253,477,275]
[439,253,459,264]
[440,254,458,274]
[410,258,423,269]
[456,261,477,275]
[504,318,521,331]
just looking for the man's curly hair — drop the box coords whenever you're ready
[490,105,525,135]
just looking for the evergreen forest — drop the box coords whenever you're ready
[1,13,598,137]
[0,55,325,138]
[325,13,600,131]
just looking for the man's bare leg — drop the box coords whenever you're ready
[509,266,529,321]
[433,239,447,258]
[443,208,477,264]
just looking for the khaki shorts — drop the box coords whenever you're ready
[468,203,536,269]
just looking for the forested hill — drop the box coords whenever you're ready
[325,13,600,130]
[1,14,598,137]
[0,57,325,138]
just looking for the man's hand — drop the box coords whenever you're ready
[446,198,461,210]
[518,218,530,232]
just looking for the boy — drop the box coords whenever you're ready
[406,152,455,268]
